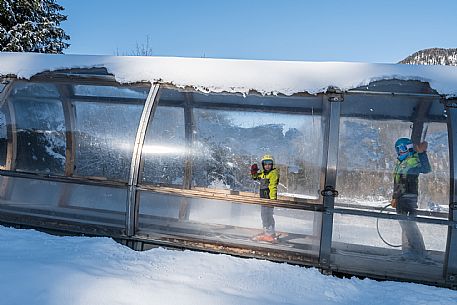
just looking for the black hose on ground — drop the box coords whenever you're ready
[376,203,402,248]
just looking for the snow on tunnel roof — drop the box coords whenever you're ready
[1,52,457,97]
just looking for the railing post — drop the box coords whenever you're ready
[444,99,457,288]
[319,92,342,270]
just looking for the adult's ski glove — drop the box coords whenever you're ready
[250,164,259,175]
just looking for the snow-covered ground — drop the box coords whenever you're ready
[0,226,456,305]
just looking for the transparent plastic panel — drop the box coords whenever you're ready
[141,105,185,185]
[73,85,149,99]
[138,191,321,256]
[336,94,449,215]
[3,176,61,205]
[331,213,446,282]
[9,82,66,174]
[64,183,127,213]
[337,116,412,206]
[73,101,143,181]
[333,213,447,251]
[192,100,323,199]
[156,87,186,102]
[417,122,450,210]
[0,175,126,226]
[10,82,60,98]
[140,89,324,200]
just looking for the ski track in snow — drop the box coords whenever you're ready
[0,226,456,305]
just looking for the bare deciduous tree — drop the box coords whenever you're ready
[116,35,153,56]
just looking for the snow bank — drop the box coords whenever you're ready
[0,226,456,305]
[1,52,457,97]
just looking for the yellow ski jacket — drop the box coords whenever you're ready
[251,168,280,200]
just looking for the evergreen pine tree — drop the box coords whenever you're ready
[0,0,70,53]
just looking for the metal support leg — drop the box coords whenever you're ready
[319,95,341,269]
[444,104,457,287]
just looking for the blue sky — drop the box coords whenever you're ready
[60,0,457,63]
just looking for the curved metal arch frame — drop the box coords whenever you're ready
[0,79,15,171]
[126,84,161,236]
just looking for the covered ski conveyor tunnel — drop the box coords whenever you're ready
[0,53,457,289]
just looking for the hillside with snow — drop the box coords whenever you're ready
[399,48,457,66]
